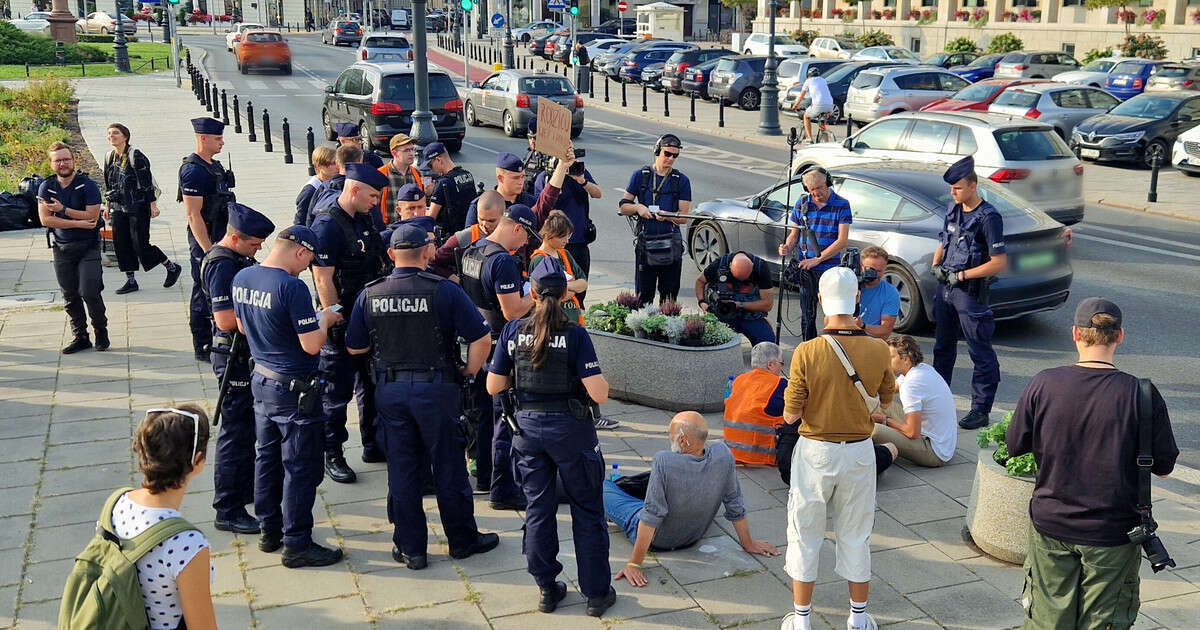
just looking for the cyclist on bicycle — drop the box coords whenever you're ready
[790,67,835,143]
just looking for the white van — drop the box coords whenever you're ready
[391,9,410,29]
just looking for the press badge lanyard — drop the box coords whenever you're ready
[650,169,670,205]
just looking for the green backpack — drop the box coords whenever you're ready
[58,487,197,630]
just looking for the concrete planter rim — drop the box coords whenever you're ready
[979,445,1037,483]
[586,327,743,352]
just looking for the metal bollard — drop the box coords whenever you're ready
[306,127,316,176]
[233,94,242,133]
[1148,152,1162,202]
[247,101,257,142]
[846,116,853,138]
[663,89,669,117]
[202,78,211,109]
[621,80,627,107]
[282,118,293,163]
[221,89,229,125]
[588,73,594,99]
[641,83,647,112]
[211,84,219,115]
[262,109,273,152]
[605,75,610,103]
[719,98,725,128]
[690,91,696,122]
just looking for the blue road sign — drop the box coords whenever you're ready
[490,12,505,27]
[547,0,565,9]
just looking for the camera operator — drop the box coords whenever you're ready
[695,252,776,345]
[1006,298,1178,629]
[853,246,898,340]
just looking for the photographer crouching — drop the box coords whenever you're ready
[695,252,776,345]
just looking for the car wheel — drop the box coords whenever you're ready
[503,110,518,137]
[738,87,760,111]
[445,139,463,153]
[322,110,337,141]
[570,126,582,139]
[829,104,842,123]
[465,101,480,127]
[689,220,727,271]
[281,64,292,75]
[100,26,108,34]
[1142,140,1167,169]
[885,262,927,333]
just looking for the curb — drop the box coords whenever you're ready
[1089,198,1199,223]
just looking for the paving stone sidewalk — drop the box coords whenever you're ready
[0,73,1198,630]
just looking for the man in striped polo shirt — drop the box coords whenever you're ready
[778,167,852,341]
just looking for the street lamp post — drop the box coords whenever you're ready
[410,0,438,146]
[757,0,781,135]
[114,2,131,73]
[502,0,513,69]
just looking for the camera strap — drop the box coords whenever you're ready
[1135,377,1155,522]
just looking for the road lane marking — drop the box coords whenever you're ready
[1075,224,1200,254]
[463,141,499,156]
[278,80,299,90]
[1072,234,1200,262]
[245,79,267,90]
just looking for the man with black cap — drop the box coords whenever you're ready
[334,122,385,169]
[232,225,344,568]
[311,163,389,483]
[180,117,237,361]
[460,204,541,510]
[423,142,476,238]
[202,202,274,535]
[345,224,501,570]
[930,155,1005,430]
[618,134,691,306]
[1006,298,1178,629]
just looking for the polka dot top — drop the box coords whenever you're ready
[111,493,213,630]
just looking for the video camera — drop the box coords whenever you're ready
[838,247,878,288]
[703,285,738,319]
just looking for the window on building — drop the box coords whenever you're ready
[963,0,986,6]
[1062,43,1076,57]
[1062,0,1085,5]
[911,38,921,54]
[1137,0,1152,6]
[1010,0,1039,6]
[921,0,936,5]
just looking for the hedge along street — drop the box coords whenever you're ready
[0,42,175,80]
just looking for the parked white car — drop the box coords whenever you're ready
[7,12,52,36]
[1171,123,1200,176]
[741,33,807,57]
[75,11,137,35]
[514,20,562,43]
[1052,56,1139,88]
[226,22,266,52]
[810,36,865,60]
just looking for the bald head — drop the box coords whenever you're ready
[729,253,754,281]
[669,411,709,451]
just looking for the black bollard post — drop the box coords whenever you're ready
[664,89,669,117]
[1148,152,1161,202]
[605,75,610,103]
[221,89,229,125]
[211,84,219,115]
[202,78,210,109]
[846,116,853,138]
[719,98,725,128]
[262,109,273,152]
[641,83,647,112]
[282,118,293,163]
[306,127,316,175]
[588,72,594,99]
[621,80,627,107]
[233,94,242,133]
[690,91,696,122]
[247,101,257,142]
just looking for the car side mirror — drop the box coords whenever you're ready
[1179,114,1193,122]
[325,85,335,93]
[468,81,478,88]
[843,136,854,150]
[748,195,762,210]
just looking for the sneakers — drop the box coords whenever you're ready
[593,414,621,430]
[114,278,139,295]
[94,329,110,352]
[391,545,428,570]
[325,452,357,484]
[958,409,990,430]
[846,612,878,630]
[489,496,527,511]
[214,511,261,534]
[259,530,283,553]
[163,261,182,288]
[538,581,567,613]
[585,586,616,617]
[281,542,344,568]
[448,532,500,560]
[780,612,798,630]
[62,336,92,354]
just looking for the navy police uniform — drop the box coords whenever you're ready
[422,142,477,237]
[202,204,274,530]
[310,164,389,478]
[624,136,691,305]
[488,256,612,603]
[334,122,386,169]
[232,226,328,553]
[180,117,235,357]
[463,152,536,227]
[701,252,777,346]
[346,225,495,562]
[932,156,1004,423]
[39,171,107,346]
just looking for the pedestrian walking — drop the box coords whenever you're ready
[102,123,182,295]
[618,134,691,306]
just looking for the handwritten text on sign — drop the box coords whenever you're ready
[536,97,572,160]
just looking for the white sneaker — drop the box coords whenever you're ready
[593,414,621,430]
[846,612,878,630]
[779,612,797,630]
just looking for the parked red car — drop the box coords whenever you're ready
[921,78,1050,112]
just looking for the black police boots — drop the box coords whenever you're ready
[62,336,92,354]
[94,329,110,352]
[959,409,990,430]
[215,511,261,534]
[259,530,283,553]
[448,532,500,560]
[326,451,357,483]
[281,542,343,568]
[585,587,617,617]
[538,581,568,613]
[391,545,428,570]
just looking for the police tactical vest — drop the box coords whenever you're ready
[460,239,510,336]
[512,321,585,396]
[324,205,385,308]
[943,203,996,273]
[364,271,455,373]
[200,245,255,300]
[177,154,233,241]
[437,167,477,233]
[715,253,765,321]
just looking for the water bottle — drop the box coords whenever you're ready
[723,375,735,400]
[610,463,621,481]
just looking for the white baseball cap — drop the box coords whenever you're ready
[819,267,859,316]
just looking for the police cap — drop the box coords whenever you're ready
[943,155,975,184]
[228,203,275,239]
[333,122,361,138]
[504,204,541,244]
[527,117,538,135]
[496,152,524,173]
[390,223,434,249]
[395,183,426,202]
[530,255,567,295]
[278,225,321,253]
[419,142,446,170]
[191,117,225,135]
[345,163,388,191]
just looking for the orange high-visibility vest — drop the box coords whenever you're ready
[722,369,785,466]
[533,247,584,325]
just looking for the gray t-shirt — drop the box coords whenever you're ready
[639,442,747,550]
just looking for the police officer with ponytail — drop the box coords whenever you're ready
[486,256,617,618]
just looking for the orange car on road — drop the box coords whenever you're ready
[237,30,292,75]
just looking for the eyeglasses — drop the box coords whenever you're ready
[662,150,680,159]
[146,408,201,468]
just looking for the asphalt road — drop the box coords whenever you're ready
[190,33,1200,467]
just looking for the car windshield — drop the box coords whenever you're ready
[1079,59,1115,72]
[777,59,802,76]
[851,72,884,89]
[337,22,357,29]
[1109,96,1179,119]
[993,128,1074,160]
[967,54,1002,68]
[837,39,865,50]
[1155,66,1192,78]
[381,74,458,102]
[365,37,409,48]
[992,90,1040,107]
[28,12,50,19]
[821,63,867,84]
[773,36,798,45]
[951,82,1004,102]
[246,32,282,42]
[521,77,574,95]
[888,48,918,60]
[924,54,948,65]
[1000,53,1026,63]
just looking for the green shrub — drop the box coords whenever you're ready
[977,411,1037,477]
[1119,33,1167,60]
[0,78,73,192]
[0,21,112,64]
[856,29,894,47]
[945,36,980,54]
[1081,47,1113,65]
[789,29,819,47]
[985,32,1023,54]
[76,33,140,43]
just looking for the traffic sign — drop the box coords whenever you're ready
[618,0,628,11]
[490,12,504,27]
[547,0,565,10]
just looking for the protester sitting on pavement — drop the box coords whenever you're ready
[294,145,336,226]
[608,411,780,588]
[1007,298,1178,630]
[696,251,777,345]
[780,267,896,630]
[854,246,899,340]
[723,342,788,466]
[869,335,957,468]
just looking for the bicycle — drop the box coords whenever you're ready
[808,111,836,144]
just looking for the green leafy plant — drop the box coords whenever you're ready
[977,411,1037,477]
[917,9,937,25]
[583,302,632,336]
[945,36,981,54]
[642,314,668,338]
[1081,46,1114,65]
[1118,33,1167,60]
[789,29,819,47]
[0,21,111,65]
[0,78,72,192]
[985,32,1023,54]
[701,320,735,346]
[856,29,894,47]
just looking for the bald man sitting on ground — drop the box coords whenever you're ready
[605,411,779,588]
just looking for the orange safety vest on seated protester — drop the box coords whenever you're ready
[722,369,784,466]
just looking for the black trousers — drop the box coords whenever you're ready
[111,207,168,273]
[634,252,682,306]
[52,239,107,338]
[564,242,591,305]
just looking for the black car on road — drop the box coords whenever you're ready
[594,17,636,35]
[661,48,735,94]
[323,62,466,153]
[1070,92,1200,168]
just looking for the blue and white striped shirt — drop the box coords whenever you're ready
[790,191,853,272]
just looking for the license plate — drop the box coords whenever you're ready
[1115,78,1129,85]
[1080,148,1100,159]
[1019,251,1056,272]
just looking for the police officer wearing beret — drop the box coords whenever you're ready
[930,156,1006,430]
[202,203,274,535]
[232,226,345,568]
[486,256,617,618]
[346,224,501,570]
[618,134,692,306]
[310,163,389,482]
[464,152,537,227]
[180,117,236,361]
[461,204,540,510]
[422,142,477,238]
[334,122,386,169]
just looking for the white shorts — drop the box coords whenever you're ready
[784,434,876,583]
[805,103,834,116]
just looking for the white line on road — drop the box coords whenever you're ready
[463,141,500,156]
[277,80,299,90]
[245,79,267,90]
[1073,233,1200,262]
[1076,224,1200,254]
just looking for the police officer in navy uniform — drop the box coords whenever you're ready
[334,122,386,169]
[310,163,389,483]
[618,134,692,306]
[232,226,345,568]
[460,204,538,511]
[202,203,274,535]
[464,152,537,227]
[930,156,1006,430]
[695,251,777,345]
[486,256,616,618]
[346,224,501,570]
[422,142,477,238]
[180,117,236,361]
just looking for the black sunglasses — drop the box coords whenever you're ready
[662,150,680,159]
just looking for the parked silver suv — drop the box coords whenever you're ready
[791,111,1086,224]
[994,51,1080,79]
[845,67,969,125]
[987,83,1120,139]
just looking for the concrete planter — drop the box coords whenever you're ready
[965,447,1035,565]
[587,329,745,412]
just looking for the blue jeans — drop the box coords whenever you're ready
[602,479,644,543]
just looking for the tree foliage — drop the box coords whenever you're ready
[1119,33,1167,59]
[1081,47,1114,65]
[856,29,894,47]
[944,36,981,54]
[985,32,1023,54]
